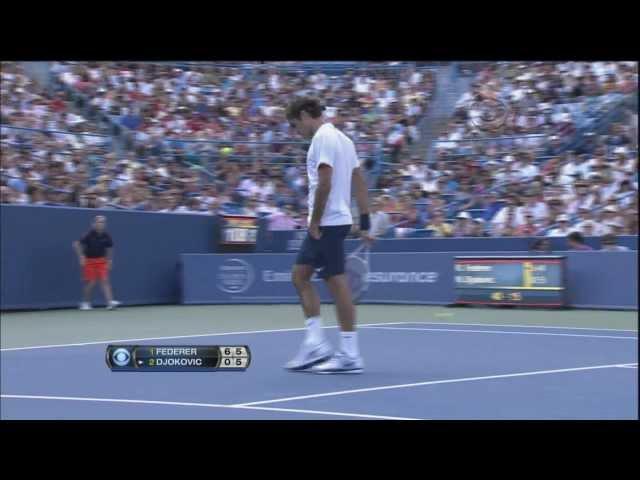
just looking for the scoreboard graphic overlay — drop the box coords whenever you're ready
[106,345,251,372]
[454,256,566,307]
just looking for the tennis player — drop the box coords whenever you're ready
[284,97,372,374]
[73,215,120,310]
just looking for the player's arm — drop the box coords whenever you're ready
[352,166,372,241]
[105,234,114,269]
[309,164,332,227]
[73,237,86,265]
[351,166,370,217]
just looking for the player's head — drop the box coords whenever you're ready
[286,97,325,139]
[94,215,106,232]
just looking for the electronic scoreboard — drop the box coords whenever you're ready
[106,345,251,372]
[454,256,566,307]
[220,214,258,245]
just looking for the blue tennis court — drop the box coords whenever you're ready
[2,307,637,420]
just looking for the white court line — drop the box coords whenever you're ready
[228,405,418,420]
[361,326,638,340]
[0,322,412,352]
[405,321,638,333]
[614,364,638,369]
[0,394,415,420]
[234,363,632,407]
[2,320,636,353]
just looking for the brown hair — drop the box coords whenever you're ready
[285,97,325,121]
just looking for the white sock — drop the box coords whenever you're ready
[340,331,359,358]
[304,316,324,345]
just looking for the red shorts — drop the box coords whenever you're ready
[83,257,108,282]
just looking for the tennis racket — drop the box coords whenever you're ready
[346,244,371,303]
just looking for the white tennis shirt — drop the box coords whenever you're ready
[306,122,360,226]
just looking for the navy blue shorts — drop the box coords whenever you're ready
[295,225,352,279]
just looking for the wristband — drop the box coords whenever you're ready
[360,214,370,231]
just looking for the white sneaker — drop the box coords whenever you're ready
[309,351,364,374]
[284,340,333,371]
[79,302,92,311]
[106,300,121,311]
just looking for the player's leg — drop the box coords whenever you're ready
[101,279,121,310]
[80,259,96,309]
[100,279,114,304]
[81,280,96,310]
[310,226,363,374]
[96,260,120,310]
[324,274,355,332]
[292,263,320,319]
[284,234,332,371]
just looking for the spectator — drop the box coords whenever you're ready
[566,181,595,215]
[623,210,638,235]
[370,197,391,238]
[208,198,221,216]
[255,195,281,216]
[567,231,594,251]
[545,197,566,226]
[604,219,625,237]
[514,151,540,181]
[242,197,260,216]
[579,220,597,237]
[268,207,298,231]
[500,224,517,237]
[600,233,630,251]
[396,205,423,230]
[453,183,475,211]
[613,179,636,208]
[517,191,549,222]
[575,207,606,236]
[546,214,574,237]
[453,211,474,237]
[1,186,16,204]
[470,217,490,237]
[515,211,539,236]
[600,205,622,235]
[479,192,502,222]
[426,211,453,237]
[492,195,523,234]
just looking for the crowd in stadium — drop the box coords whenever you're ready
[1,61,638,243]
[2,61,436,230]
[370,61,638,240]
[50,61,434,155]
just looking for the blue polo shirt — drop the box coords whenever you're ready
[80,229,114,258]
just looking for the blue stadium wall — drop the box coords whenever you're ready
[0,205,637,310]
[1,205,219,310]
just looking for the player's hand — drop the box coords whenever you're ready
[360,230,374,247]
[309,222,322,240]
[79,256,86,267]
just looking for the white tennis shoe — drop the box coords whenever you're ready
[309,351,364,374]
[79,302,92,311]
[284,340,333,371]
[106,300,121,310]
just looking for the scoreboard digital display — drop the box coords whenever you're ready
[454,256,566,307]
[106,345,251,372]
[220,215,258,245]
